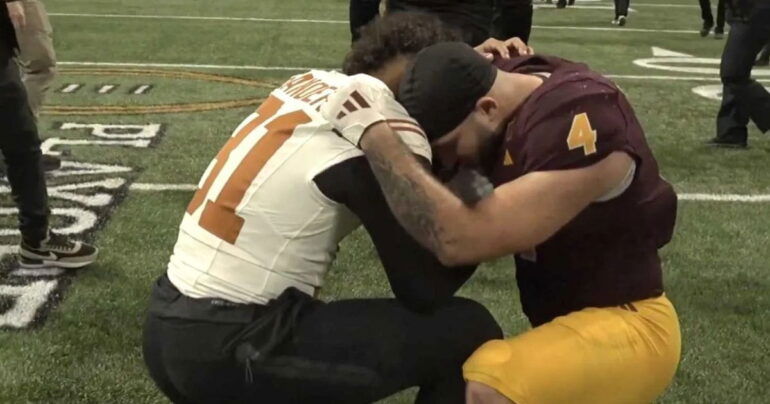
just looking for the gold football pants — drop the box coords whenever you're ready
[464,294,681,404]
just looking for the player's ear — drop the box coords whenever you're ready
[475,96,499,120]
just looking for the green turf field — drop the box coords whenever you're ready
[0,0,768,402]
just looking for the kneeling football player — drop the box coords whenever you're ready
[143,15,531,404]
[325,43,681,404]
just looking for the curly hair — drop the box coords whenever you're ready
[343,12,463,75]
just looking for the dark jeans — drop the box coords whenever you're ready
[699,0,726,30]
[493,0,533,44]
[143,276,503,404]
[717,8,770,141]
[614,0,630,17]
[349,0,381,42]
[0,34,49,244]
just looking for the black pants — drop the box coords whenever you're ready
[0,33,49,244]
[386,1,493,46]
[717,8,770,141]
[143,276,503,404]
[699,0,726,30]
[493,0,533,44]
[614,0,630,18]
[349,0,381,42]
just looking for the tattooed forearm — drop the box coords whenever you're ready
[360,126,463,261]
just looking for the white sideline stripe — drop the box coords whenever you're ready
[606,75,770,83]
[58,61,318,71]
[57,62,770,83]
[535,25,698,34]
[679,194,770,203]
[49,12,348,24]
[130,183,197,191]
[49,12,700,34]
[633,3,699,8]
[130,183,770,203]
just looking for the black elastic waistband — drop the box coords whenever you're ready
[147,275,270,324]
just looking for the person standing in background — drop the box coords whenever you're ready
[493,0,533,44]
[709,0,770,148]
[612,0,631,26]
[349,0,381,42]
[699,0,726,38]
[12,0,55,117]
[349,0,495,46]
[4,0,58,170]
[1,0,98,269]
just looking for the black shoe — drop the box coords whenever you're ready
[20,232,99,269]
[556,0,566,8]
[700,21,714,37]
[714,27,724,39]
[617,15,627,26]
[568,0,575,4]
[706,136,747,149]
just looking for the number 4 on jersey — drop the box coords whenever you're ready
[567,112,597,156]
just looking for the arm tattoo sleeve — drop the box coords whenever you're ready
[363,134,452,258]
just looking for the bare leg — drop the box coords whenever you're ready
[466,381,515,404]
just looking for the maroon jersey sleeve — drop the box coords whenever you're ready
[515,80,639,174]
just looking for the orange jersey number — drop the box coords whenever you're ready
[186,96,311,243]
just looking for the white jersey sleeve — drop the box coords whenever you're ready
[381,96,432,162]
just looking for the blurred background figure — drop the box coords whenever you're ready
[13,0,56,119]
[493,0,533,44]
[3,0,59,171]
[699,0,726,38]
[612,0,630,26]
[709,0,770,148]
[1,1,98,268]
[386,0,493,46]
[349,0,381,42]
[555,0,575,9]
[350,0,533,46]
[755,40,769,66]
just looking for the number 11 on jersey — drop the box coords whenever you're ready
[186,96,311,244]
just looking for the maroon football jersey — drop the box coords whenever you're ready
[489,55,677,326]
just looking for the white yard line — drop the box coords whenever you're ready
[130,183,197,191]
[678,194,770,203]
[49,12,700,34]
[49,13,348,24]
[59,62,770,83]
[58,61,320,71]
[130,183,770,203]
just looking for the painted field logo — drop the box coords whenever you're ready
[45,68,279,115]
[634,47,770,101]
[0,123,166,329]
[0,68,287,329]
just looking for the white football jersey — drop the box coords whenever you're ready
[167,70,431,304]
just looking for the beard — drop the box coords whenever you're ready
[478,126,505,176]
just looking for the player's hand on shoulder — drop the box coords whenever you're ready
[320,74,392,146]
[475,37,534,61]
